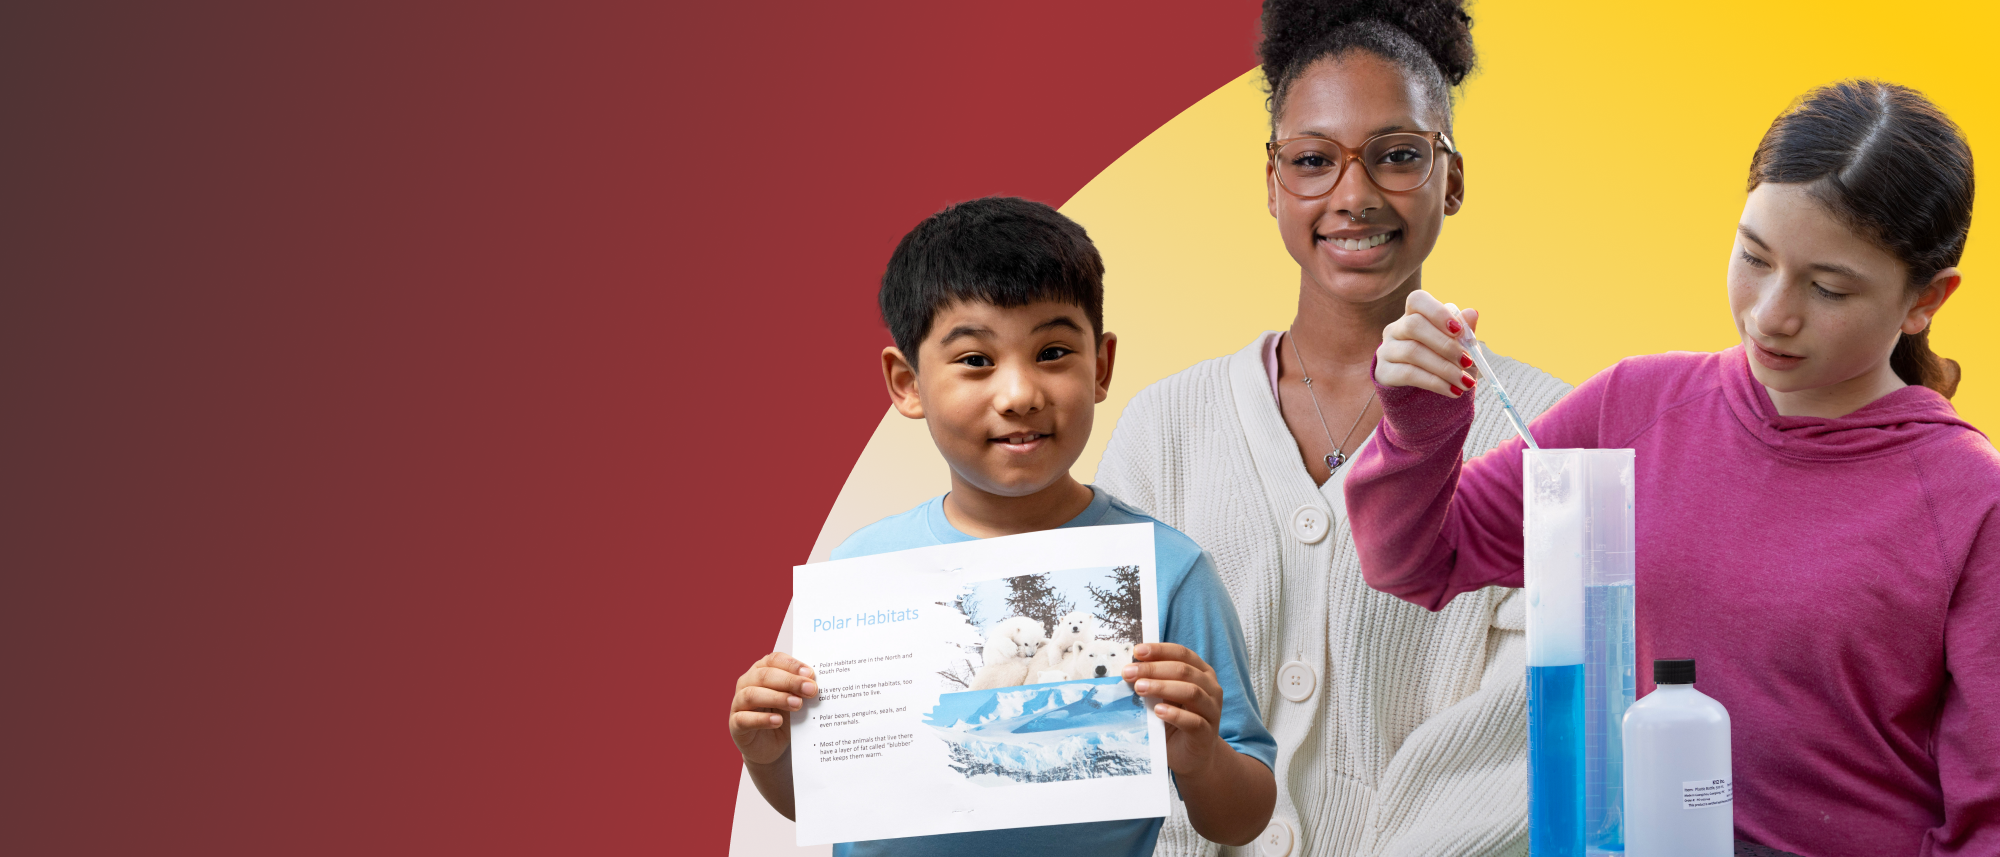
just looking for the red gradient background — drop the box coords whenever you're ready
[4,3,1258,853]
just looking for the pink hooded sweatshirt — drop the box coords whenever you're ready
[1345,346,2000,857]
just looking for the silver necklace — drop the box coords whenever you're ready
[1287,329,1376,474]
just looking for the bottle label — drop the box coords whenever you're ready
[1682,778,1733,809]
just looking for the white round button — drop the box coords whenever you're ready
[1257,819,1295,857]
[1277,660,1317,703]
[1290,505,1330,544]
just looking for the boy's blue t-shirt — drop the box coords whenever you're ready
[825,487,1277,857]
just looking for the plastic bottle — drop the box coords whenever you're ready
[1622,658,1731,857]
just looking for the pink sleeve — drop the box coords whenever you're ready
[1345,362,1610,611]
[1931,508,2000,855]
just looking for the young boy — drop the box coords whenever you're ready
[726,197,1277,855]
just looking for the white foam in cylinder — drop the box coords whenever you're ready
[1524,451,1586,668]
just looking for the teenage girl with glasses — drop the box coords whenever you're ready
[1096,1,1568,853]
[1350,81,1994,856]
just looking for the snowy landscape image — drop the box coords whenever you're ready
[921,565,1150,785]
[921,677,1150,785]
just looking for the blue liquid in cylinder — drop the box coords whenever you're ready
[1585,583,1636,853]
[1530,663,1585,857]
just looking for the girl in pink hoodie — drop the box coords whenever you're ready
[1346,81,1994,856]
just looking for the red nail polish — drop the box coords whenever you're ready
[1460,353,1474,369]
[1463,373,1476,388]
[1449,384,1461,395]
[1447,319,1462,335]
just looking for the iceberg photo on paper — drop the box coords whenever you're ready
[923,565,1149,785]
[923,678,1150,785]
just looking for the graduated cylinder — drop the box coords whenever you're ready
[1524,449,1636,857]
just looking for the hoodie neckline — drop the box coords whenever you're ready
[1717,345,1975,462]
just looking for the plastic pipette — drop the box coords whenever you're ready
[1444,303,1540,450]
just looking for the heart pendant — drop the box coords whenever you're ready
[1325,451,1346,472]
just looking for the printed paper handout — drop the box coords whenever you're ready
[789,523,1167,845]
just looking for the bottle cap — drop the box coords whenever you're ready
[1654,658,1696,685]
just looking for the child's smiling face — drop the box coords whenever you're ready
[893,299,1113,500]
[1268,53,1463,306]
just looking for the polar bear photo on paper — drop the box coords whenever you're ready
[1035,610,1096,678]
[969,616,1046,690]
[1068,639,1135,680]
[937,565,1145,691]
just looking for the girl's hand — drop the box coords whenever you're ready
[1376,289,1481,398]
[728,652,817,766]
[1123,642,1229,776]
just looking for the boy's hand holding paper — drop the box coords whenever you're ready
[1126,642,1279,845]
[1124,643,1226,773]
[729,652,818,765]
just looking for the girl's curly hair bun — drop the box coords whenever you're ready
[1259,0,1475,130]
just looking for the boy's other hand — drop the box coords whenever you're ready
[729,652,817,767]
[1122,642,1230,777]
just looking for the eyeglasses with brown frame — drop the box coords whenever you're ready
[1265,131,1457,198]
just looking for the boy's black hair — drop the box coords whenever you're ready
[879,197,1105,366]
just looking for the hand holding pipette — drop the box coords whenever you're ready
[1374,289,1540,449]
[1442,301,1540,449]
[1373,289,1483,396]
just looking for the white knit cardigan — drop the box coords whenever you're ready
[1096,334,1571,857]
